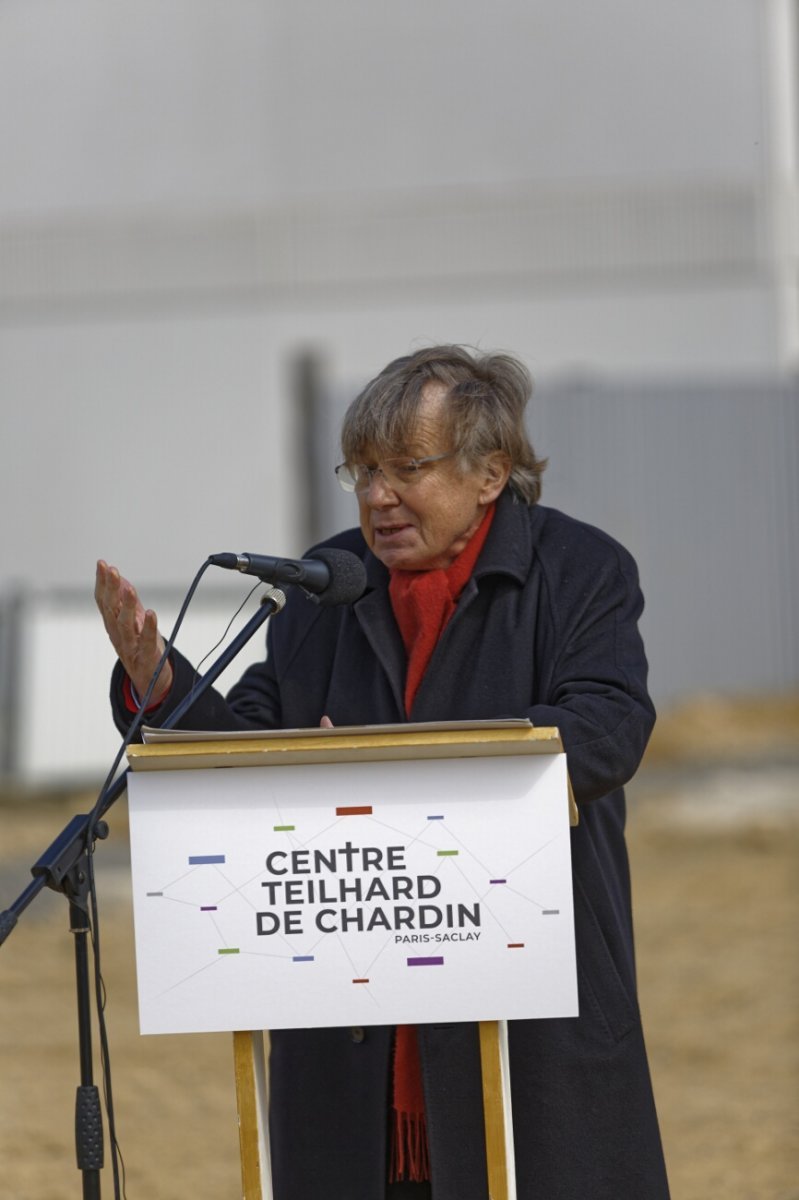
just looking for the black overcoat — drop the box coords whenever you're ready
[112,492,670,1200]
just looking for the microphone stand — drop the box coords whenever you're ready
[0,588,284,1199]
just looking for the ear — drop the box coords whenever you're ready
[478,452,512,504]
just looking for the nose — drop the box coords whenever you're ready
[361,470,399,505]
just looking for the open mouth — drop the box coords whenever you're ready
[374,523,412,539]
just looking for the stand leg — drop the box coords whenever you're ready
[479,1020,516,1200]
[71,899,103,1199]
[233,1030,272,1199]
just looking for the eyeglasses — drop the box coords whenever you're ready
[335,452,457,494]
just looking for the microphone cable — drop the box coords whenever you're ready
[191,578,264,689]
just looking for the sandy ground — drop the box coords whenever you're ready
[1,694,797,1200]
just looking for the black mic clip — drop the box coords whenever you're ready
[209,548,367,607]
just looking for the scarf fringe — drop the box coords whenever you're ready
[389,1109,431,1184]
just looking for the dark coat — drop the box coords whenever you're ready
[112,492,670,1200]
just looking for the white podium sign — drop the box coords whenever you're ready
[127,753,577,1035]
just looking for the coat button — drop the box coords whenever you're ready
[350,1026,365,1044]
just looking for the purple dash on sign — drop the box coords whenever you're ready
[188,855,225,865]
[427,815,444,820]
[489,879,507,885]
[407,956,444,967]
[292,955,315,963]
[200,906,218,912]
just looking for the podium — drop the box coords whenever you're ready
[126,721,579,1199]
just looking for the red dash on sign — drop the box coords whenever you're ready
[352,978,370,984]
[336,805,373,816]
[507,943,525,949]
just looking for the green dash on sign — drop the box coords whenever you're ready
[436,850,459,857]
[273,825,295,832]
[218,948,240,955]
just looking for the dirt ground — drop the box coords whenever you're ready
[1,694,797,1200]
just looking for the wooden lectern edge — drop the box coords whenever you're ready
[125,726,579,825]
[122,724,573,820]
[233,1022,514,1200]
[479,1020,516,1200]
[233,1030,271,1199]
[126,725,564,759]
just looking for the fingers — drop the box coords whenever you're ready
[138,607,172,703]
[116,576,145,643]
[95,560,134,635]
[95,560,124,648]
[95,560,141,651]
[95,559,171,701]
[320,715,334,728]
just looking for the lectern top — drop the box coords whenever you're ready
[125,720,577,825]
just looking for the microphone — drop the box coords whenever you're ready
[209,547,367,607]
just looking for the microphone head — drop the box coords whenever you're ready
[306,547,367,606]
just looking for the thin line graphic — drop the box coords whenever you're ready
[153,954,225,1000]
[506,831,564,876]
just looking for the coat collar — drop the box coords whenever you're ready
[471,489,541,584]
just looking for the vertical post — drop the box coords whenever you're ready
[478,1020,517,1200]
[0,584,25,778]
[233,1030,272,1200]
[290,347,326,550]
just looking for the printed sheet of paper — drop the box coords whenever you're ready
[127,754,577,1034]
[139,717,533,743]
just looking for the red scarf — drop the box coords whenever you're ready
[389,504,495,715]
[386,503,495,1182]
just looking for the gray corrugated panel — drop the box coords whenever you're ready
[528,379,799,703]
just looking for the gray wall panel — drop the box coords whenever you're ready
[527,381,799,703]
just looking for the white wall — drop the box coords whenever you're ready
[0,312,295,590]
[0,0,767,215]
[0,0,796,597]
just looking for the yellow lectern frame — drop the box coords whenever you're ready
[127,723,576,1200]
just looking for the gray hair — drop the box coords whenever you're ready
[340,345,546,504]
